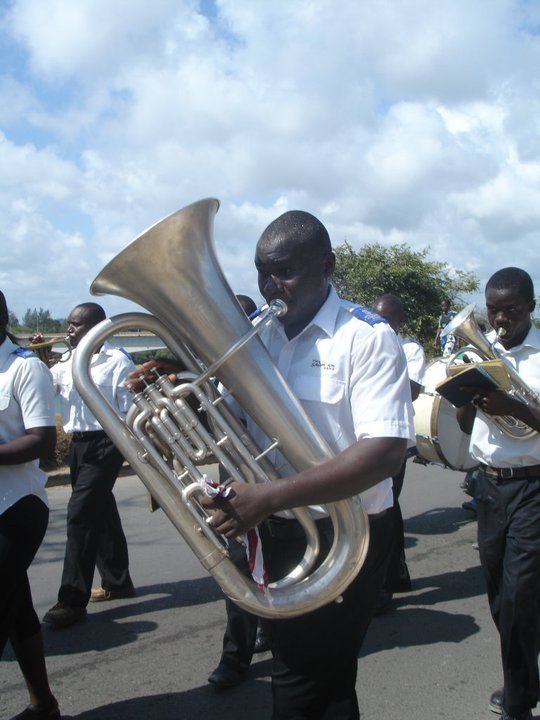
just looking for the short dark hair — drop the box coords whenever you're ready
[0,290,8,325]
[259,210,332,257]
[373,293,403,315]
[236,294,257,316]
[486,267,534,303]
[73,302,106,325]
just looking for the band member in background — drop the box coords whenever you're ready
[372,294,425,613]
[433,298,457,357]
[0,290,61,720]
[202,211,413,720]
[456,268,540,720]
[207,293,271,689]
[36,303,137,629]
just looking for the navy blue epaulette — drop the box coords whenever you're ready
[117,347,132,360]
[12,346,35,358]
[248,307,264,321]
[350,306,388,326]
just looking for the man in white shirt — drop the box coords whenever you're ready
[373,294,426,611]
[457,268,540,720]
[203,211,413,720]
[41,303,136,629]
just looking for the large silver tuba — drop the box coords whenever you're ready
[72,198,369,619]
[442,304,538,440]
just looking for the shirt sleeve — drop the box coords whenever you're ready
[350,324,413,441]
[403,341,426,385]
[13,358,56,429]
[113,354,137,415]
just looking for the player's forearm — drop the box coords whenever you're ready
[264,437,406,514]
[0,426,56,465]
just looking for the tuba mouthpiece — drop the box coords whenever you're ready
[268,299,288,318]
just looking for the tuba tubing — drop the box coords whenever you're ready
[442,304,537,440]
[72,198,370,619]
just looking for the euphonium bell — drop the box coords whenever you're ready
[442,304,538,440]
[72,198,370,619]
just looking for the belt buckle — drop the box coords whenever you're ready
[499,467,514,480]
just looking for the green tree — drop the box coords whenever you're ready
[7,310,19,327]
[333,242,479,349]
[22,307,67,333]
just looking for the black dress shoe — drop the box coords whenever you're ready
[208,662,246,688]
[42,602,87,628]
[253,630,270,654]
[490,689,503,714]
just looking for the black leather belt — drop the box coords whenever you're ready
[71,430,108,441]
[368,507,391,521]
[480,463,540,480]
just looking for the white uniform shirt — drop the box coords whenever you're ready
[400,336,426,386]
[470,324,540,467]
[51,341,135,433]
[0,336,56,514]
[248,287,414,515]
[399,334,426,448]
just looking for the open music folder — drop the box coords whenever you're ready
[436,359,511,408]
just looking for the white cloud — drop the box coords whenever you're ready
[1,0,540,323]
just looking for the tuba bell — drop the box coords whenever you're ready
[442,304,538,440]
[72,198,370,619]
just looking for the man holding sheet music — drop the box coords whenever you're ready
[456,267,540,720]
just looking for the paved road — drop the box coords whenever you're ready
[3,462,537,720]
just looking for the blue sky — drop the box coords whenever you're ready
[1,0,540,323]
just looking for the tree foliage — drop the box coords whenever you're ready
[21,307,67,333]
[333,242,479,347]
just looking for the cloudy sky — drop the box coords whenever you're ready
[1,0,539,326]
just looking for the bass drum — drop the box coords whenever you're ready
[413,359,478,471]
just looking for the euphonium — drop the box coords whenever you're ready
[72,198,370,619]
[442,304,538,440]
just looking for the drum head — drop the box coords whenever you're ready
[413,359,478,471]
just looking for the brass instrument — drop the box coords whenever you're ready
[72,197,370,619]
[27,337,71,366]
[442,304,538,439]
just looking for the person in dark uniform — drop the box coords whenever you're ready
[207,293,270,689]
[372,294,425,613]
[202,211,413,720]
[0,290,61,720]
[39,303,137,629]
[457,268,540,720]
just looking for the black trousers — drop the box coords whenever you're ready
[258,511,394,720]
[474,470,540,717]
[0,495,49,656]
[384,460,411,593]
[58,434,131,607]
[220,540,259,670]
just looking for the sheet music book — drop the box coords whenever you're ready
[445,358,511,389]
[436,361,508,408]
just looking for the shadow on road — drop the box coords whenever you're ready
[405,505,476,537]
[60,661,273,720]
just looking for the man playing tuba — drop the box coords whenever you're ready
[202,210,413,720]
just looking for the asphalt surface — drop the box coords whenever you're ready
[2,461,538,720]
